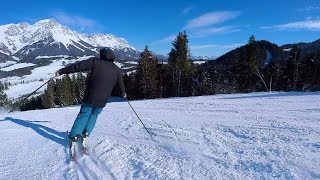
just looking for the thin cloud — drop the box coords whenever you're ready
[261,20,320,31]
[297,6,320,12]
[151,35,176,45]
[52,11,103,32]
[190,26,241,38]
[190,43,243,50]
[184,11,241,29]
[181,5,195,15]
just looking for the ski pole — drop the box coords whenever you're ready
[125,98,156,142]
[9,76,57,113]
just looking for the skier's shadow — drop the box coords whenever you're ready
[3,117,66,147]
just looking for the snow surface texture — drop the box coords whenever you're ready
[0,92,319,179]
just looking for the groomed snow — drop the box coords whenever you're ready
[0,92,319,179]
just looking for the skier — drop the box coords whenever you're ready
[55,47,126,149]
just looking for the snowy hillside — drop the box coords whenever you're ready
[0,92,319,179]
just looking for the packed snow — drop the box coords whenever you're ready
[0,92,319,179]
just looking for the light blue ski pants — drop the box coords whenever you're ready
[69,103,103,139]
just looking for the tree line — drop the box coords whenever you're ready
[18,72,87,111]
[4,32,320,111]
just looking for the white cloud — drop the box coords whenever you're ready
[190,43,243,50]
[190,43,244,57]
[181,5,195,15]
[184,11,241,29]
[190,26,241,38]
[261,20,320,31]
[150,35,176,45]
[297,6,320,12]
[51,11,102,32]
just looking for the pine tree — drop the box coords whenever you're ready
[290,45,301,90]
[0,89,8,106]
[0,81,8,106]
[71,74,78,104]
[62,74,73,106]
[246,35,268,91]
[168,31,193,97]
[42,80,55,108]
[76,72,86,103]
[134,46,159,99]
[54,79,64,106]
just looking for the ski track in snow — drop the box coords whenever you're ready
[0,92,320,179]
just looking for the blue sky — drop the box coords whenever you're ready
[1,0,320,57]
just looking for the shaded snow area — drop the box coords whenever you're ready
[0,92,319,179]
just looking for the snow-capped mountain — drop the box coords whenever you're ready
[191,55,216,60]
[0,19,140,62]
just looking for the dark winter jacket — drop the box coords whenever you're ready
[58,52,125,107]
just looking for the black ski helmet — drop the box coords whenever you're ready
[100,47,115,61]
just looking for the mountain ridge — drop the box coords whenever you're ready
[0,18,139,62]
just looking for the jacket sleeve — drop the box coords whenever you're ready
[59,58,95,74]
[117,69,126,96]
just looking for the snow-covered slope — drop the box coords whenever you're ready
[0,92,319,179]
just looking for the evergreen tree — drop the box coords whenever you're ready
[54,79,64,106]
[42,80,55,108]
[0,88,8,106]
[0,81,5,92]
[134,46,159,99]
[0,81,8,106]
[71,74,78,104]
[246,35,268,91]
[76,72,86,103]
[62,74,73,106]
[168,31,193,97]
[288,45,301,90]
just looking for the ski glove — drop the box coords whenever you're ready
[123,92,127,98]
[55,70,62,76]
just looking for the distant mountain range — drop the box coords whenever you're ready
[0,19,141,63]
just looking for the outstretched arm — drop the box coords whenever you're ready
[56,58,96,75]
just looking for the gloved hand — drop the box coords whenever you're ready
[123,92,127,98]
[55,70,61,76]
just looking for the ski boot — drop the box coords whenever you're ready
[68,134,78,161]
[82,132,89,154]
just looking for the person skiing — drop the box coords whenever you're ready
[55,47,126,148]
